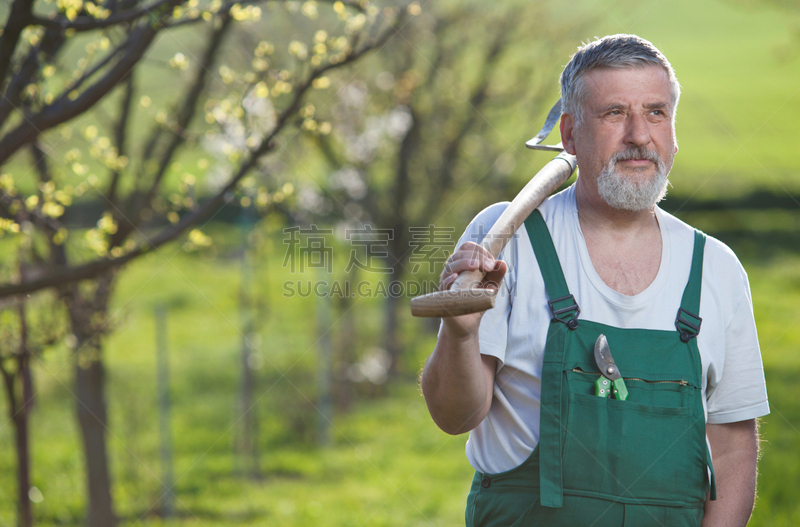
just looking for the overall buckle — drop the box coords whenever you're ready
[548,294,580,329]
[675,307,702,342]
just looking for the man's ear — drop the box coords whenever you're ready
[560,113,577,155]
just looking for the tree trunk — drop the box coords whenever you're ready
[238,311,259,477]
[67,273,117,527]
[1,300,36,527]
[316,267,333,446]
[2,351,33,527]
[237,220,260,478]
[13,407,32,527]
[75,357,117,527]
[383,250,405,375]
[155,305,174,517]
[333,266,358,411]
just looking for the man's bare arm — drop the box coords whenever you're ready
[420,242,506,435]
[702,419,759,527]
[422,344,497,435]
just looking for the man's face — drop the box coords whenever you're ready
[561,65,678,211]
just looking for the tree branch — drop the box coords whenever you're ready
[0,189,63,240]
[28,0,364,32]
[0,0,35,88]
[419,20,512,225]
[60,37,127,99]
[0,357,17,418]
[390,103,418,230]
[307,131,381,223]
[105,72,134,207]
[134,13,233,224]
[0,24,66,129]
[29,141,68,268]
[28,0,174,32]
[0,13,404,299]
[0,19,164,166]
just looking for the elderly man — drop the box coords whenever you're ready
[421,34,769,527]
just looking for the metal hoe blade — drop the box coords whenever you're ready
[526,98,564,151]
[594,334,621,381]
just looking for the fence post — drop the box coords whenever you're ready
[155,304,174,517]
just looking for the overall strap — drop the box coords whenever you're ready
[524,209,576,508]
[676,231,706,342]
[675,230,718,500]
[524,210,580,328]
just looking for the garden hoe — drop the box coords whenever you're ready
[410,99,577,317]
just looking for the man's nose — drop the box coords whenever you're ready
[624,113,652,148]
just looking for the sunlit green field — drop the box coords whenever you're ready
[0,217,797,526]
[558,0,800,199]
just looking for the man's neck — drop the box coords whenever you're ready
[574,177,659,237]
[574,177,663,296]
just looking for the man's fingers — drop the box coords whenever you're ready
[442,252,496,278]
[440,243,504,290]
[482,260,508,289]
[439,272,458,291]
[440,259,506,291]
[443,258,483,277]
[451,243,496,268]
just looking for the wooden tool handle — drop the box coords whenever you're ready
[410,152,577,317]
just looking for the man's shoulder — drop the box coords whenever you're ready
[463,202,512,243]
[659,208,748,281]
[466,185,574,234]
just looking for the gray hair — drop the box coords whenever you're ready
[560,34,681,126]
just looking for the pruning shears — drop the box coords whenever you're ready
[594,334,628,401]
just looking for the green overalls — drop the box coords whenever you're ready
[465,210,716,527]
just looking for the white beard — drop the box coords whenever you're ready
[596,148,670,212]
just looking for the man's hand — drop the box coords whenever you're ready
[702,419,760,527]
[438,241,507,339]
[421,242,507,435]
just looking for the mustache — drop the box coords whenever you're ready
[610,148,663,167]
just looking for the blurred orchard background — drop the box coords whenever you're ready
[0,0,798,526]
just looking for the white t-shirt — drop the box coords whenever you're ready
[446,184,770,475]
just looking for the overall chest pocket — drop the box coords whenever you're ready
[560,369,706,506]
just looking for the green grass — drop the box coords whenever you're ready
[0,226,471,527]
[752,366,800,526]
[0,218,798,526]
[540,0,800,200]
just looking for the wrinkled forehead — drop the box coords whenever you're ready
[580,65,673,109]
